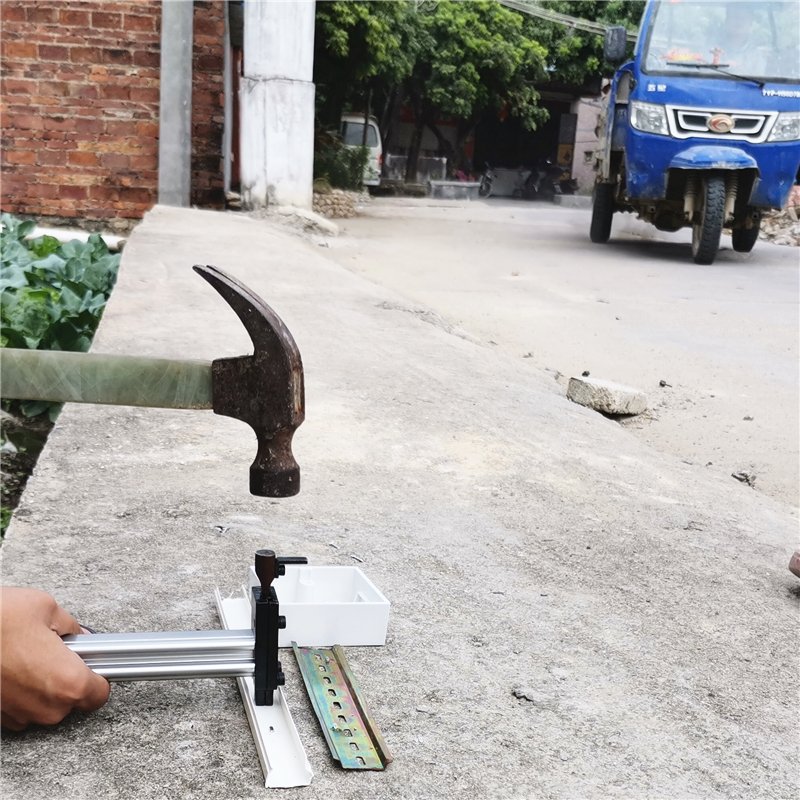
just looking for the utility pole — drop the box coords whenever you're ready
[158,0,194,207]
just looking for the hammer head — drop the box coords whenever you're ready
[193,265,304,497]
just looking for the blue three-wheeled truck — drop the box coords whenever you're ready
[592,0,800,264]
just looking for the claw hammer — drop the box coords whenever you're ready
[0,265,305,497]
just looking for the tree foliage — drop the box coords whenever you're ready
[314,1,420,127]
[535,1,645,84]
[313,0,646,177]
[414,3,549,124]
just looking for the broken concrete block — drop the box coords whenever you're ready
[567,376,647,415]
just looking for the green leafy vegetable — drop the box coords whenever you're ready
[1,213,121,416]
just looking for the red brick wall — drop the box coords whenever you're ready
[0,1,226,228]
[191,1,225,209]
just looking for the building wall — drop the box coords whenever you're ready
[0,0,225,228]
[571,96,605,195]
[190,1,225,209]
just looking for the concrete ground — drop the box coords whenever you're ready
[2,204,797,800]
[328,197,799,508]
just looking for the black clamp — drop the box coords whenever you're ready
[252,549,307,706]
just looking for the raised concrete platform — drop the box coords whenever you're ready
[428,180,481,201]
[2,205,795,800]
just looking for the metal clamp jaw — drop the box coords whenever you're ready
[252,549,307,706]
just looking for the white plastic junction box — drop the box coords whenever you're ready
[248,564,390,648]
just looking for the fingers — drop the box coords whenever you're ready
[72,666,111,713]
[0,587,111,728]
[1,711,24,731]
[51,610,111,713]
[48,601,82,637]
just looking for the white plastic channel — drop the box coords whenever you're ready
[214,588,313,788]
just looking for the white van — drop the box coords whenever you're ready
[340,114,383,187]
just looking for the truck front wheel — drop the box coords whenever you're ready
[590,183,615,243]
[691,175,725,265]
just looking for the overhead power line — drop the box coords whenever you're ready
[495,0,639,44]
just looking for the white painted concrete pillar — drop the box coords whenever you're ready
[241,0,316,210]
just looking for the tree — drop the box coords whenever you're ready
[533,1,646,85]
[403,1,549,180]
[314,1,419,130]
[313,0,646,183]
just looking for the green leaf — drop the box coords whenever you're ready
[1,213,19,237]
[29,235,61,259]
[82,254,116,292]
[58,284,83,315]
[30,253,67,278]
[1,264,28,290]
[62,255,86,284]
[4,287,59,348]
[16,220,36,240]
[87,232,110,258]
[0,327,28,349]
[1,240,32,269]
[19,400,53,418]
[58,240,81,259]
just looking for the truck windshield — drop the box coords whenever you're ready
[643,0,800,83]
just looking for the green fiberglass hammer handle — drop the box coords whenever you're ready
[1,349,213,408]
[0,265,305,498]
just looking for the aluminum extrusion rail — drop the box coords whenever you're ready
[63,629,255,681]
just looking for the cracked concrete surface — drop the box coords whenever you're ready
[2,205,797,800]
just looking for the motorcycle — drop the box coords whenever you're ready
[478,162,495,197]
[512,166,538,199]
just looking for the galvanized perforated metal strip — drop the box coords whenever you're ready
[293,643,392,770]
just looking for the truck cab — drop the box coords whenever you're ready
[592,0,800,263]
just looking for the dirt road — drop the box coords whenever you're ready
[326,197,799,508]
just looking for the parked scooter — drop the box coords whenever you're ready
[479,162,495,197]
[522,157,564,201]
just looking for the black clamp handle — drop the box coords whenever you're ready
[252,549,308,706]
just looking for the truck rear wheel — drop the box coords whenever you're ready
[731,213,761,253]
[691,175,725,265]
[590,183,615,243]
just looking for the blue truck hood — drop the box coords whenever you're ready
[633,75,800,112]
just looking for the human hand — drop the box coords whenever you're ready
[0,587,110,730]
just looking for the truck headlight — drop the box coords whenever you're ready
[630,101,669,136]
[768,112,800,142]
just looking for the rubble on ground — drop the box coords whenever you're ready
[313,189,358,219]
[757,184,800,247]
[567,376,648,416]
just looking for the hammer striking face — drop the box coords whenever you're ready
[0,265,304,498]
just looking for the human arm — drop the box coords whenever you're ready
[0,587,110,730]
